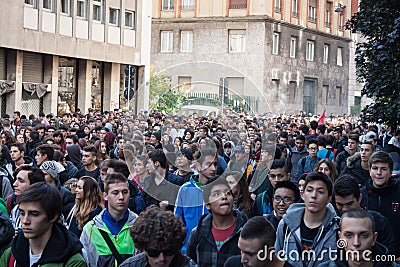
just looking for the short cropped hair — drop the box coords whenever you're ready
[36,144,55,161]
[270,159,289,173]
[203,176,231,203]
[240,216,276,247]
[273,181,300,202]
[104,172,128,193]
[194,148,217,166]
[10,143,25,154]
[368,151,394,172]
[304,172,333,196]
[18,182,62,221]
[148,149,167,169]
[340,209,375,233]
[83,145,98,157]
[107,159,130,179]
[334,174,360,199]
[13,165,45,185]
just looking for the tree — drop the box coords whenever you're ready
[149,67,186,114]
[347,0,400,126]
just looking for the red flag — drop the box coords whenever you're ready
[318,109,326,125]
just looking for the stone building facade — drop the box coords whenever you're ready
[0,0,151,117]
[151,0,356,115]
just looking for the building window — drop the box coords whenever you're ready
[326,2,331,27]
[93,0,103,22]
[60,0,71,15]
[125,11,135,29]
[162,0,174,10]
[182,0,194,10]
[308,6,316,23]
[229,0,247,9]
[290,37,297,58]
[339,13,344,31]
[181,31,193,52]
[322,85,329,104]
[354,96,361,106]
[77,0,86,18]
[306,40,315,61]
[272,32,280,55]
[335,86,342,105]
[275,0,282,13]
[229,30,246,53]
[289,81,296,103]
[323,44,329,64]
[25,0,37,8]
[109,8,119,26]
[292,0,298,17]
[161,31,173,52]
[43,0,53,10]
[271,79,280,99]
[337,47,343,66]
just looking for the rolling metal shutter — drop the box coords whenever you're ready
[23,52,43,83]
[0,48,6,80]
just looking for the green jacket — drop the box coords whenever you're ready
[80,209,137,267]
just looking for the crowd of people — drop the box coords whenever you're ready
[0,108,399,267]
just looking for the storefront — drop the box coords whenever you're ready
[58,58,77,115]
[91,61,103,111]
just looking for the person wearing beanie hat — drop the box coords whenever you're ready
[150,130,163,149]
[40,161,76,218]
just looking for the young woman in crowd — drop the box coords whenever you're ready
[224,171,252,216]
[314,158,337,182]
[94,140,109,165]
[66,176,104,237]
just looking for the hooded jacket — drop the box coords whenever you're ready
[66,144,83,170]
[286,146,308,185]
[360,178,400,257]
[328,242,400,267]
[174,174,209,253]
[274,203,339,267]
[0,222,86,267]
[80,209,137,267]
[341,152,370,186]
[5,155,33,181]
[186,210,248,267]
[334,146,357,175]
[0,167,13,199]
[0,210,14,256]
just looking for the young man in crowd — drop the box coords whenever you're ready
[80,172,138,266]
[75,145,100,179]
[174,148,217,253]
[286,135,307,185]
[333,174,398,256]
[224,216,292,267]
[0,182,86,266]
[187,177,247,267]
[360,151,400,261]
[333,209,399,267]
[6,143,33,180]
[143,149,183,209]
[174,148,194,183]
[335,133,359,175]
[266,181,300,230]
[9,165,45,229]
[35,144,54,167]
[275,172,338,267]
[296,139,320,180]
[341,141,374,186]
[250,160,290,217]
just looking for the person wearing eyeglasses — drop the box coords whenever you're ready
[120,205,196,267]
[265,181,300,230]
[295,139,320,181]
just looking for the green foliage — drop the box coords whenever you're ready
[149,67,186,114]
[347,0,400,126]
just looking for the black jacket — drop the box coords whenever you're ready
[186,210,248,267]
[8,222,83,266]
[0,211,14,255]
[341,152,370,186]
[369,210,399,256]
[360,178,400,257]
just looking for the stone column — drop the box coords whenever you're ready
[6,50,23,115]
[43,55,58,115]
[102,62,120,112]
[77,59,92,114]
